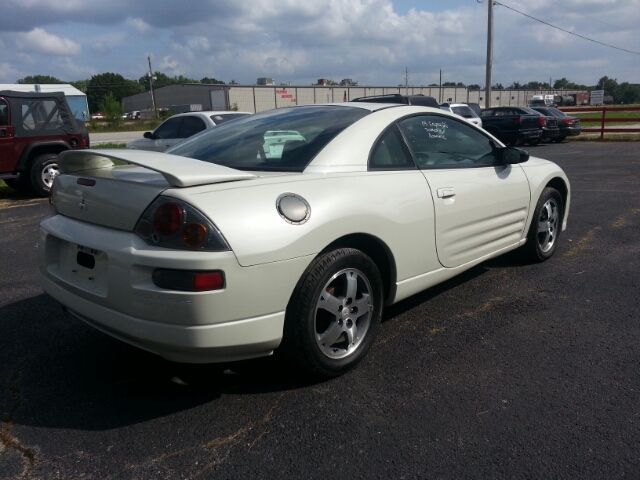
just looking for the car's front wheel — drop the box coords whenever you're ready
[282,248,384,377]
[29,153,59,197]
[522,187,563,262]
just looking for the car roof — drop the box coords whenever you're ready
[173,110,252,117]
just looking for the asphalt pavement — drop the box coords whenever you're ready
[1,141,639,479]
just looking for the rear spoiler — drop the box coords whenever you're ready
[58,149,256,188]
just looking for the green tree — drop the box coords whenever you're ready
[16,75,64,84]
[492,82,504,89]
[98,92,124,127]
[137,72,200,91]
[200,77,225,84]
[88,72,142,112]
[553,77,571,89]
[596,76,618,98]
[616,82,640,104]
[508,81,522,90]
[467,84,481,90]
[70,79,89,93]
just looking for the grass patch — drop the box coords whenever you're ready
[572,108,640,127]
[92,142,128,149]
[86,120,162,133]
[567,133,640,142]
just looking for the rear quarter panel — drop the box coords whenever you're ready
[166,170,441,283]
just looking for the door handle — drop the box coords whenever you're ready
[437,187,455,198]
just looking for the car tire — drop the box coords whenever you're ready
[527,138,541,146]
[29,153,59,197]
[522,187,563,263]
[281,248,384,377]
[554,135,567,143]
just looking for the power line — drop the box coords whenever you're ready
[543,0,619,30]
[494,1,640,56]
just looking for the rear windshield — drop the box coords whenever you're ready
[167,105,369,172]
[210,113,250,125]
[451,106,477,118]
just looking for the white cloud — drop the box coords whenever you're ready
[159,55,179,73]
[125,17,151,34]
[16,28,81,56]
[188,36,210,52]
[0,62,20,83]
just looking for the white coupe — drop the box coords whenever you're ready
[38,103,570,377]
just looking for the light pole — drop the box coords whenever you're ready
[147,55,157,118]
[484,0,494,109]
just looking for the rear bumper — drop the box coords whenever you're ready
[560,126,581,137]
[38,214,312,363]
[542,127,560,139]
[41,274,284,363]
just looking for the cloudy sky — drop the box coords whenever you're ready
[1,0,638,87]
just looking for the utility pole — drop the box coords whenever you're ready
[405,67,409,95]
[485,0,494,109]
[147,55,157,118]
[439,69,442,103]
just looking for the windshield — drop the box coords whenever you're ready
[167,105,369,172]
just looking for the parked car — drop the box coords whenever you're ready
[0,90,89,196]
[126,111,251,152]
[480,106,543,146]
[90,112,104,120]
[521,107,559,144]
[439,103,482,128]
[464,102,482,118]
[531,107,581,142]
[351,94,439,108]
[40,103,570,377]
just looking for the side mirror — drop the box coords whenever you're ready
[143,131,153,139]
[502,147,529,164]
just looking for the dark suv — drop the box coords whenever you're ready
[351,94,439,108]
[0,90,89,196]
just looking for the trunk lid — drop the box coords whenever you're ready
[53,149,256,231]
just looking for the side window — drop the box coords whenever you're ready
[0,100,8,126]
[398,115,499,168]
[177,116,206,138]
[369,125,414,170]
[153,117,183,139]
[21,100,60,130]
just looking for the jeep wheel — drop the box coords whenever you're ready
[29,154,59,197]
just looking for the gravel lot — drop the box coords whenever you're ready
[1,141,639,479]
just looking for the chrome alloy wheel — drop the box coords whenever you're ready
[41,163,59,189]
[537,197,559,253]
[314,268,374,360]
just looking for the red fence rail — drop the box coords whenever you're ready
[560,106,640,139]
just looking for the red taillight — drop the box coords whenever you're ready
[539,117,547,127]
[562,118,574,125]
[193,272,224,291]
[82,138,88,148]
[153,203,183,236]
[513,116,522,126]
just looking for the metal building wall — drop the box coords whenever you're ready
[123,84,574,114]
